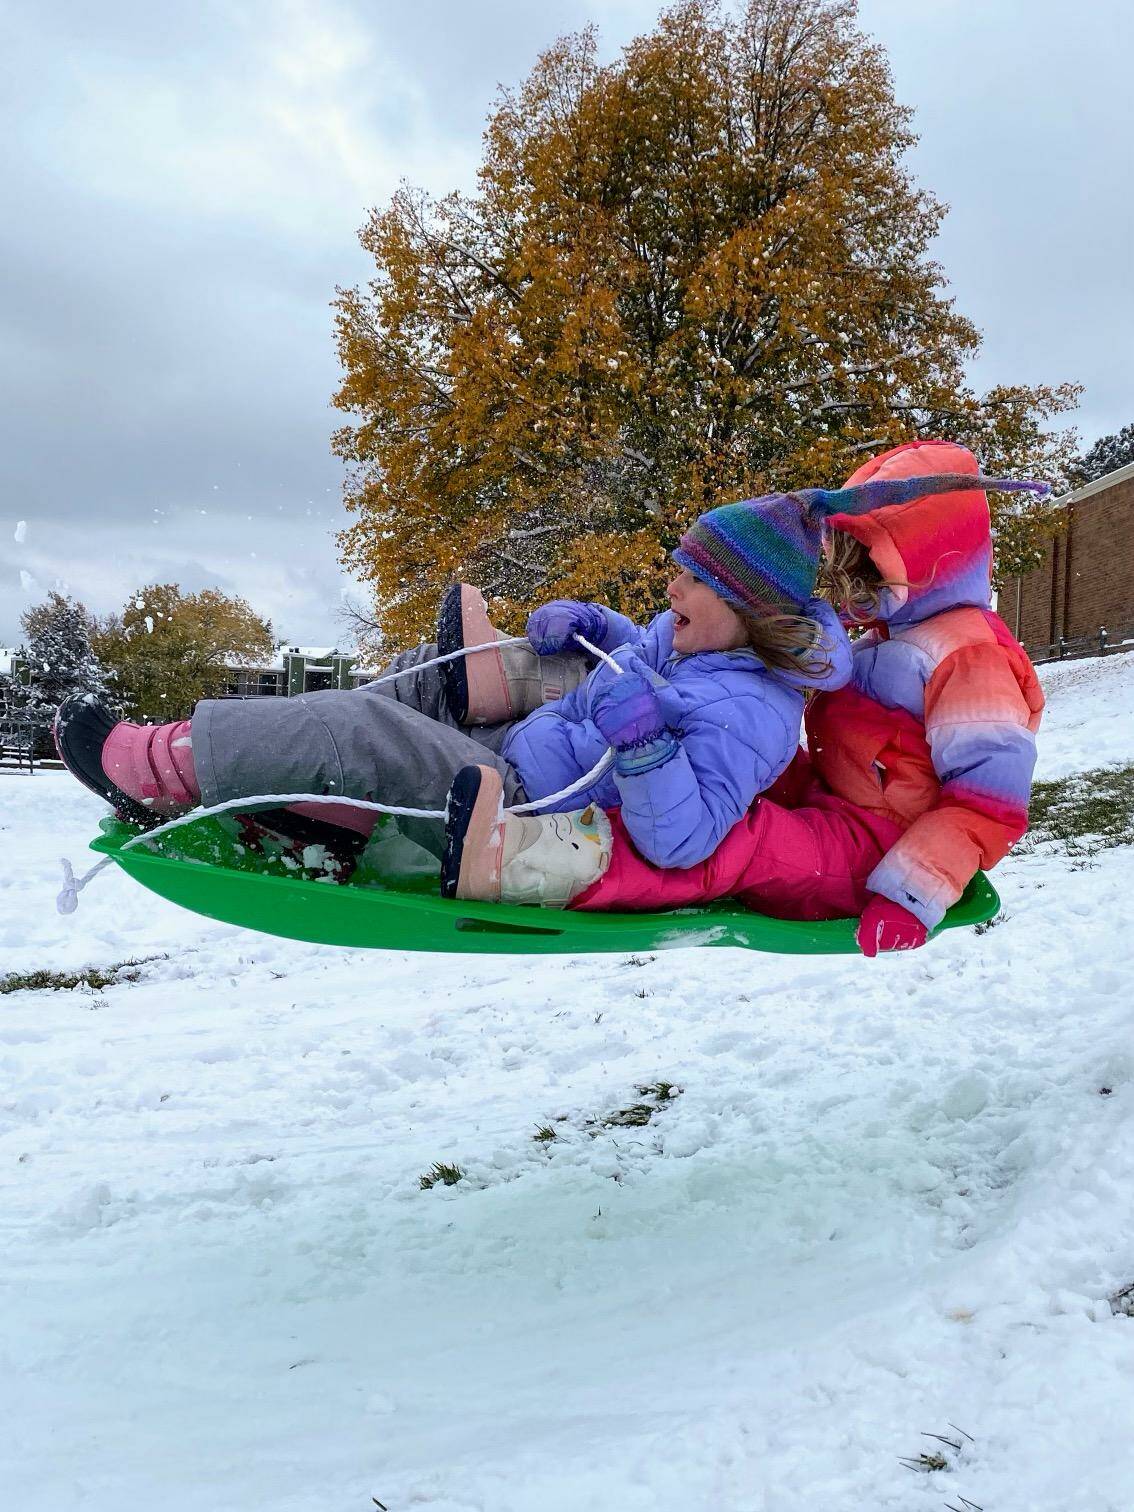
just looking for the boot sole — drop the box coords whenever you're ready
[440,764,504,900]
[437,584,511,725]
[436,583,471,722]
[53,696,158,829]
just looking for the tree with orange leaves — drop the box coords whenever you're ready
[333,0,1078,648]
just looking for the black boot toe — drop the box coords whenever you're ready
[436,583,471,723]
[53,695,155,828]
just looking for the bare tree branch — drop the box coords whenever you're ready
[781,345,945,394]
[507,523,562,540]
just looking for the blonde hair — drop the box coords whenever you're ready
[816,530,895,621]
[736,607,833,678]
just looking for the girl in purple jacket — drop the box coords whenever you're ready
[55,492,850,879]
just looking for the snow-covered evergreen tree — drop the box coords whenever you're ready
[0,668,27,720]
[19,592,116,735]
[1072,423,1134,486]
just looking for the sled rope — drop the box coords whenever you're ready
[56,856,115,915]
[367,632,622,684]
[58,632,623,913]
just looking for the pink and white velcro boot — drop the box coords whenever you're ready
[436,584,589,725]
[440,764,611,907]
[54,695,199,825]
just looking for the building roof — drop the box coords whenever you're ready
[222,643,354,672]
[280,644,338,660]
[1058,457,1134,508]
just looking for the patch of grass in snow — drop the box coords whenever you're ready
[639,1080,679,1101]
[899,1448,950,1472]
[593,1081,683,1131]
[972,911,1007,935]
[0,955,165,996]
[434,1084,684,1192]
[898,1424,976,1488]
[601,1102,657,1128]
[1024,762,1134,856]
[419,1161,465,1190]
[530,1084,683,1147]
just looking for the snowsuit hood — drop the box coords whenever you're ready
[827,440,1007,627]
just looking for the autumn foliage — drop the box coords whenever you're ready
[333,0,1079,647]
[92,585,274,722]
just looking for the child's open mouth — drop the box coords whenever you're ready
[673,613,690,629]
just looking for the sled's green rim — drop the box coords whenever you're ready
[90,816,1000,956]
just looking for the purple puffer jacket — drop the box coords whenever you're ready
[502,602,851,868]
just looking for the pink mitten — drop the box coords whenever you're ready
[856,894,928,957]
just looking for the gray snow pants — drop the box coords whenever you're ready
[190,643,527,858]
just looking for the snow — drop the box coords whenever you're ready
[1035,651,1134,779]
[14,519,27,544]
[3,656,1134,1510]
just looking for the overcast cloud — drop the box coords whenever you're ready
[2,0,1131,646]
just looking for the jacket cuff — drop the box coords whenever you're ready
[613,730,678,776]
[865,854,953,932]
[595,605,639,652]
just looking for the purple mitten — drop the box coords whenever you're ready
[588,653,667,749]
[527,600,607,655]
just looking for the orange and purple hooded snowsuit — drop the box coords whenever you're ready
[572,440,1045,927]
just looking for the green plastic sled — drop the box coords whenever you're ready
[89,815,1000,956]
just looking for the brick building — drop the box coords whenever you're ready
[1006,459,1134,661]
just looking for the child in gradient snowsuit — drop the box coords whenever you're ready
[445,441,1046,956]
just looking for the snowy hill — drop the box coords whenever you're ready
[3,655,1134,1512]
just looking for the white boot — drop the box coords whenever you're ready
[437,583,589,725]
[441,765,612,907]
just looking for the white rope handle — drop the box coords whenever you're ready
[572,633,623,673]
[366,635,528,685]
[56,856,114,914]
[366,630,624,682]
[58,629,627,912]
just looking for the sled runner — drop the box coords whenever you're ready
[86,814,1000,956]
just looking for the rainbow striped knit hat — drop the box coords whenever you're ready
[672,473,1049,617]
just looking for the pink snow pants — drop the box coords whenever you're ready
[572,765,904,921]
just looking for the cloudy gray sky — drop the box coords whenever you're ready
[2,0,1131,648]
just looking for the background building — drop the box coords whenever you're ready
[1008,460,1134,662]
[222,644,378,698]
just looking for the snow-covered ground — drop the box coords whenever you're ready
[3,655,1134,1512]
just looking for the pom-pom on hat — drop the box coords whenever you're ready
[672,473,1049,618]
